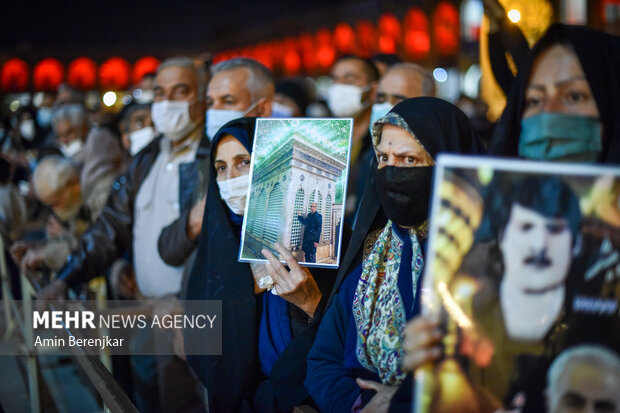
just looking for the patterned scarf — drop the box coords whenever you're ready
[353,220,425,384]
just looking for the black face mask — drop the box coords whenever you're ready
[375,165,434,227]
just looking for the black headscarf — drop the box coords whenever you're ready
[185,117,259,412]
[334,97,486,301]
[489,23,620,164]
[186,116,339,412]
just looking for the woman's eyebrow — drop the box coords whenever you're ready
[554,75,587,88]
[393,150,419,157]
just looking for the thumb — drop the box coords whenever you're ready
[356,378,381,391]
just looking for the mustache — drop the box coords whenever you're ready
[523,251,552,267]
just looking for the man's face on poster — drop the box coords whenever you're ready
[548,359,620,413]
[311,203,317,213]
[500,204,573,292]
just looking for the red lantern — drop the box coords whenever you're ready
[283,37,301,75]
[253,43,273,69]
[334,23,356,54]
[356,20,378,58]
[404,8,431,60]
[99,57,131,90]
[68,57,97,90]
[315,29,335,69]
[298,33,317,72]
[33,58,64,91]
[268,40,284,69]
[378,13,401,54]
[433,1,460,56]
[132,56,160,85]
[1,58,30,92]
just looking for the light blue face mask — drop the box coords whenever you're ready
[369,102,393,136]
[37,107,54,128]
[518,112,603,162]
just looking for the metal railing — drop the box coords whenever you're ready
[1,235,138,413]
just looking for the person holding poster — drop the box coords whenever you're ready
[305,97,484,413]
[185,117,336,412]
[404,24,620,411]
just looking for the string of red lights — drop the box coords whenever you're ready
[1,4,463,93]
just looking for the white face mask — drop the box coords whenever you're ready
[20,119,36,141]
[152,100,197,142]
[270,102,295,118]
[327,83,370,117]
[369,102,394,135]
[217,174,250,215]
[136,89,154,104]
[206,101,258,140]
[129,126,157,156]
[60,139,84,158]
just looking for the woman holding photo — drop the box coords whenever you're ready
[185,117,337,412]
[305,97,484,413]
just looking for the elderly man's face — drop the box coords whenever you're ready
[55,118,85,145]
[376,69,425,106]
[548,360,620,413]
[153,66,205,124]
[207,68,254,112]
[500,204,572,292]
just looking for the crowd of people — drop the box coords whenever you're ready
[1,5,620,413]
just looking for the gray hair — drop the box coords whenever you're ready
[386,63,436,97]
[53,103,86,129]
[211,57,275,102]
[33,155,79,199]
[157,56,207,97]
[547,344,620,391]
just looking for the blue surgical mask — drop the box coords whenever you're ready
[37,107,54,128]
[369,102,393,136]
[518,113,602,162]
[271,102,295,118]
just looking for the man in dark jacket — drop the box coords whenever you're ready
[298,202,322,263]
[36,56,208,413]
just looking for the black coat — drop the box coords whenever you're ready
[298,212,322,248]
[56,133,208,287]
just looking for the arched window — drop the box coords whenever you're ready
[263,183,283,244]
[290,187,305,248]
[251,189,267,238]
[308,189,316,212]
[323,194,332,242]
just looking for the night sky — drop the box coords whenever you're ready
[0,0,409,61]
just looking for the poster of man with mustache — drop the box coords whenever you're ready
[415,155,620,413]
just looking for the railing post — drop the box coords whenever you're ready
[0,236,15,339]
[21,270,41,413]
